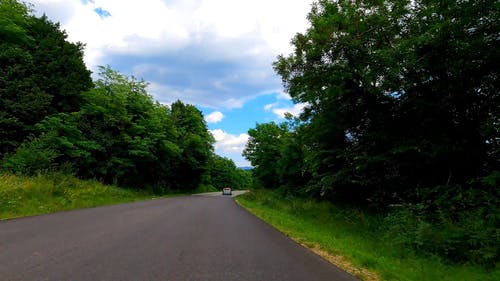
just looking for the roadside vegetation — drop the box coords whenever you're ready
[237,190,500,281]
[0,173,155,220]
[242,0,499,279]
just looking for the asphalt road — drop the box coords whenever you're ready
[0,193,359,281]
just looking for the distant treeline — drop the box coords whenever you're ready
[244,0,499,266]
[0,0,251,192]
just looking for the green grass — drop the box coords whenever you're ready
[236,189,500,281]
[0,172,158,220]
[192,183,218,194]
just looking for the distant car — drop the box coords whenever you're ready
[222,188,232,195]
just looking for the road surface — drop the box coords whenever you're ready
[0,193,359,281]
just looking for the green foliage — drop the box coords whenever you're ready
[273,0,499,203]
[241,0,500,267]
[203,155,253,190]
[0,172,153,219]
[28,67,181,190]
[205,155,239,189]
[170,100,214,189]
[0,0,92,158]
[243,122,290,188]
[192,184,218,194]
[243,119,311,193]
[384,185,500,266]
[0,0,32,44]
[3,65,220,193]
[234,168,253,189]
[28,15,93,113]
[237,190,500,281]
[1,135,58,175]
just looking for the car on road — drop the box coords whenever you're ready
[222,188,232,195]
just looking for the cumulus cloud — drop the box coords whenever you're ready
[276,91,292,100]
[209,129,250,166]
[210,129,249,152]
[264,103,307,118]
[263,103,276,111]
[30,0,314,109]
[205,111,224,123]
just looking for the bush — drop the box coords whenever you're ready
[193,184,217,193]
[2,137,58,175]
[384,185,500,266]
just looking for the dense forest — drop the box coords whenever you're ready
[0,0,251,193]
[244,0,499,266]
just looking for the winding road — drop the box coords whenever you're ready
[0,193,358,281]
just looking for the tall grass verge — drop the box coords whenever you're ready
[0,172,153,220]
[236,189,499,281]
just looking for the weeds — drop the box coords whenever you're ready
[236,189,500,281]
[0,172,151,219]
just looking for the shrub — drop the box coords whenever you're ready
[384,185,500,266]
[2,137,58,175]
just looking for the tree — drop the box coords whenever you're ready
[170,101,214,189]
[0,0,92,158]
[1,0,48,157]
[276,123,311,193]
[243,122,288,188]
[29,67,181,190]
[205,155,242,189]
[274,0,403,201]
[29,15,93,113]
[273,0,499,204]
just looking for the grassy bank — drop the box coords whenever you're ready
[0,173,156,220]
[236,190,499,281]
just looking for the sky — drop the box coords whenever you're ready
[30,0,314,167]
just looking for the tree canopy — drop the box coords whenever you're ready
[268,0,499,203]
[0,0,245,193]
[0,0,92,158]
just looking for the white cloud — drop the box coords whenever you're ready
[265,103,307,118]
[210,129,248,152]
[209,129,250,167]
[277,91,292,100]
[30,0,314,108]
[205,111,224,123]
[263,103,276,110]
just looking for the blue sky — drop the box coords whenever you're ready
[31,0,313,166]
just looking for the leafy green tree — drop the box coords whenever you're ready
[5,65,220,192]
[29,15,93,113]
[1,0,48,157]
[31,67,180,190]
[274,0,499,204]
[170,101,214,189]
[267,0,499,265]
[0,0,31,44]
[0,0,92,158]
[205,155,241,189]
[243,122,288,188]
[276,125,310,193]
[234,168,253,189]
[203,155,253,190]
